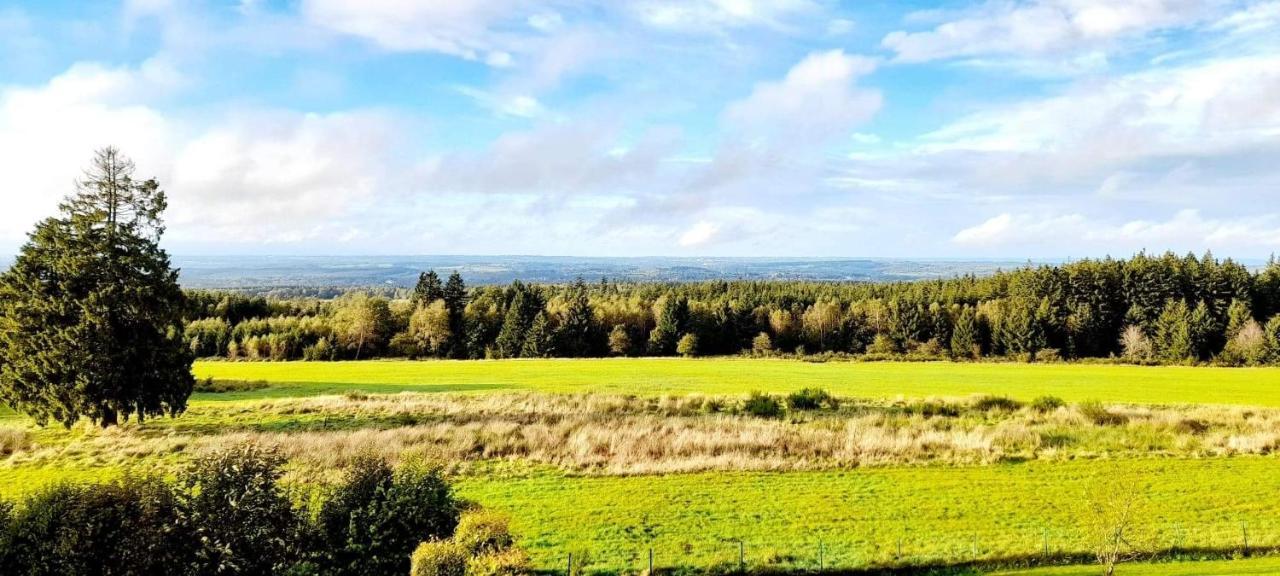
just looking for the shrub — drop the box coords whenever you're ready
[1030,395,1066,413]
[786,388,837,411]
[317,456,460,576]
[971,395,1023,412]
[411,540,467,576]
[466,547,530,576]
[676,333,699,357]
[0,427,31,456]
[742,392,783,418]
[1120,325,1153,361]
[1034,348,1063,363]
[1,476,194,576]
[751,332,773,356]
[455,510,515,555]
[865,334,899,355]
[194,377,269,393]
[185,444,303,576]
[1078,401,1128,426]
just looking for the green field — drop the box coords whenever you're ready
[193,358,1280,406]
[9,358,1280,574]
[994,556,1280,575]
[455,458,1280,571]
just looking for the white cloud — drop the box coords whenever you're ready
[631,0,817,33]
[723,50,881,143]
[678,220,720,247]
[300,0,523,64]
[882,0,1216,64]
[953,210,1280,253]
[0,60,413,249]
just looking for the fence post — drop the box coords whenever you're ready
[896,536,903,561]
[971,535,978,561]
[649,548,654,576]
[1042,527,1049,558]
[738,540,745,574]
[1242,521,1250,557]
[818,540,824,572]
[567,553,573,576]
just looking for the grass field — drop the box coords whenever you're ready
[192,358,1280,407]
[9,358,1280,574]
[993,556,1280,575]
[453,458,1280,571]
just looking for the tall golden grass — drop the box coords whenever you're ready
[5,392,1280,475]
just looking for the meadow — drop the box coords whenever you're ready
[7,358,1280,574]
[192,358,1280,407]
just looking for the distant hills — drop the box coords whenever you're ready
[168,255,1035,289]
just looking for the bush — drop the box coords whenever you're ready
[676,333,699,357]
[194,377,269,393]
[970,395,1023,412]
[1030,395,1066,412]
[411,540,467,576]
[865,334,899,355]
[455,510,515,555]
[317,456,461,576]
[751,332,773,356]
[786,388,837,411]
[466,547,530,576]
[1,476,194,576]
[1034,348,1063,363]
[185,444,303,576]
[742,392,783,418]
[1078,401,1128,426]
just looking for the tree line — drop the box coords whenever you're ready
[183,252,1280,366]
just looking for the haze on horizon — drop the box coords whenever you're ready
[1,1,1278,260]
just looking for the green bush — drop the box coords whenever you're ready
[185,444,303,576]
[970,395,1022,412]
[194,377,269,393]
[1031,395,1066,412]
[466,547,530,576]
[0,476,194,576]
[785,388,836,411]
[316,456,460,576]
[742,392,783,418]
[1078,401,1128,426]
[454,510,515,555]
[411,540,467,576]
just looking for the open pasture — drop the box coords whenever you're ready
[194,358,1280,407]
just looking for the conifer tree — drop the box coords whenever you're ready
[0,148,193,427]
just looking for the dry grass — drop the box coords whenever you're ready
[8,392,1280,475]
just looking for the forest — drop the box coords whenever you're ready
[182,251,1280,366]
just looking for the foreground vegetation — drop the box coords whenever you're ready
[7,366,1280,573]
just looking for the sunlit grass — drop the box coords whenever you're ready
[192,358,1280,407]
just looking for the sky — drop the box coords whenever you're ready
[0,0,1278,258]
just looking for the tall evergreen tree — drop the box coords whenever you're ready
[556,278,597,357]
[648,295,688,355]
[950,306,978,359]
[442,272,467,358]
[0,148,193,427]
[521,312,554,358]
[410,270,443,308]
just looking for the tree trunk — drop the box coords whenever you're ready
[100,408,119,428]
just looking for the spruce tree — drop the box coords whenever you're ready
[556,278,597,357]
[521,312,553,358]
[442,272,467,358]
[0,148,193,427]
[950,306,978,359]
[411,270,443,308]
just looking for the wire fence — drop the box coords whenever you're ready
[539,519,1280,575]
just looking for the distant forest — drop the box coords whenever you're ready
[184,252,1280,366]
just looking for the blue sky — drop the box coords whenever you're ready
[1,0,1279,258]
